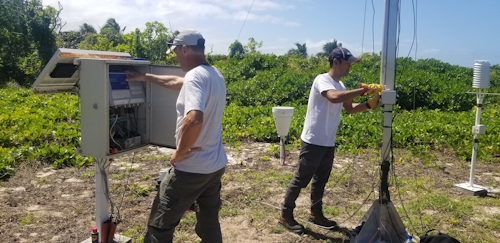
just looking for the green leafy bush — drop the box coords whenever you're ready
[221,103,500,161]
[0,87,92,177]
[2,53,500,177]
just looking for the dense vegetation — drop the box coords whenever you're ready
[1,0,500,178]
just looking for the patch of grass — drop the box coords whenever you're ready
[479,218,500,230]
[81,172,95,178]
[153,154,171,162]
[343,202,366,218]
[129,183,155,197]
[260,156,270,161]
[270,224,286,234]
[242,168,293,188]
[219,207,241,217]
[21,213,36,225]
[266,144,293,158]
[111,173,126,180]
[446,226,499,243]
[229,140,242,150]
[395,176,436,194]
[248,205,277,228]
[121,224,146,243]
[178,213,196,228]
[126,167,138,173]
[173,230,198,243]
[415,193,476,219]
[142,173,151,181]
[324,206,341,216]
[326,170,351,187]
[109,185,118,192]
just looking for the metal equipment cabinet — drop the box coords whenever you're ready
[33,48,184,243]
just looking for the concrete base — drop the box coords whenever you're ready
[80,234,131,243]
[455,182,488,196]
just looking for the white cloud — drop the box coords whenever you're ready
[44,0,297,32]
[305,39,331,49]
[303,39,382,57]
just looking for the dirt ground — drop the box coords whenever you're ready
[1,143,499,243]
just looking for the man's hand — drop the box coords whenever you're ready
[367,91,381,110]
[360,83,384,96]
[170,147,201,167]
[125,70,146,82]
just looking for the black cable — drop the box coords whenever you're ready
[236,0,256,41]
[359,0,368,79]
[116,152,135,223]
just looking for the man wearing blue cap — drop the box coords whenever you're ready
[126,30,227,243]
[279,47,383,234]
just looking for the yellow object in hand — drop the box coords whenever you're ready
[367,91,381,110]
[360,83,384,96]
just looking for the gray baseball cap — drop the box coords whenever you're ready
[166,30,205,54]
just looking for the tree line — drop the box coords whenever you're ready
[1,0,499,96]
[0,0,349,87]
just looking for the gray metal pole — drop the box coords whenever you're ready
[380,0,398,166]
[95,159,110,243]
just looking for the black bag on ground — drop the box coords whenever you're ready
[420,229,461,243]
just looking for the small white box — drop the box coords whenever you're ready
[472,125,486,135]
[381,90,397,105]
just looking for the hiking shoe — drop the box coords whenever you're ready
[309,211,338,228]
[279,214,305,234]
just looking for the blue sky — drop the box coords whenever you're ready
[45,0,500,67]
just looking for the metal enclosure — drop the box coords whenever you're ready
[32,49,182,158]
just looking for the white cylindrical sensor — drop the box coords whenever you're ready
[473,60,490,89]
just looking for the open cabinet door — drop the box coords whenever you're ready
[148,65,185,148]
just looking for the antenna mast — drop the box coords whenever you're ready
[351,1,408,242]
[379,0,398,202]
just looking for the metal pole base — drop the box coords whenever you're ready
[455,182,488,197]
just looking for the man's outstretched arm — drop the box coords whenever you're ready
[125,71,184,90]
[321,88,367,104]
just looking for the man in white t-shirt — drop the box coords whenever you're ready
[279,47,383,234]
[126,30,227,243]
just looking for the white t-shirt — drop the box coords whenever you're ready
[300,73,346,147]
[174,65,228,174]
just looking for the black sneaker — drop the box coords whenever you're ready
[279,215,305,234]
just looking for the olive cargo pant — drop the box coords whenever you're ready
[144,166,225,243]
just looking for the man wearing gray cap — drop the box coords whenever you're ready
[126,30,227,243]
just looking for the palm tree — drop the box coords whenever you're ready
[99,18,125,46]
[322,40,340,56]
[101,18,121,33]
[228,40,245,58]
[287,42,307,58]
[79,23,96,35]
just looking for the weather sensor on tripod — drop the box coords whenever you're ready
[455,60,493,196]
